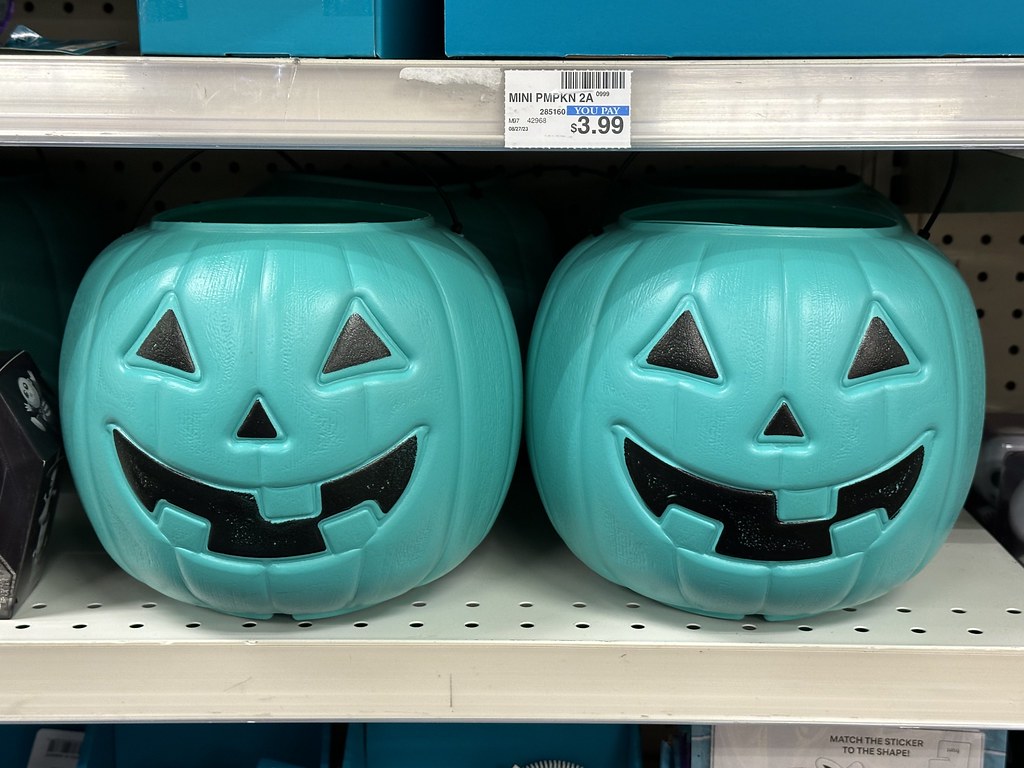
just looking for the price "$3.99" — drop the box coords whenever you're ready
[565,103,629,135]
[570,115,625,135]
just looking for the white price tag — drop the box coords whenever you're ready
[713,725,985,768]
[504,69,632,149]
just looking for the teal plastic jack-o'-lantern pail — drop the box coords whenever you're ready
[61,197,522,619]
[527,199,984,620]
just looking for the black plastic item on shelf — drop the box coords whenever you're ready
[0,350,61,620]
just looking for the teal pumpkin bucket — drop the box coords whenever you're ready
[254,173,554,347]
[527,199,984,620]
[60,197,522,619]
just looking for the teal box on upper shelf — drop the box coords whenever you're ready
[137,0,442,57]
[444,0,1024,57]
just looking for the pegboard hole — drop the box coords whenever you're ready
[798,625,814,632]
[843,607,858,612]
[1007,608,1022,615]
[465,601,480,608]
[572,602,587,608]
[686,623,702,631]
[980,235,992,245]
[62,2,75,13]
[129,623,144,629]
[968,628,984,635]
[352,621,369,628]
[185,622,201,629]
[31,603,46,610]
[520,622,535,629]
[519,602,533,608]
[1007,381,1017,391]
[141,602,157,608]
[408,621,424,629]
[625,602,641,609]
[977,271,989,281]
[1011,345,1020,355]
[22,2,35,12]
[951,607,967,614]
[297,622,314,628]
[896,607,912,613]
[911,627,927,634]
[631,623,646,630]
[941,234,954,245]
[14,625,30,630]
[1013,309,1023,319]
[854,626,870,633]
[72,624,87,630]
[575,622,590,629]
[103,2,115,13]
[242,622,257,628]
[1017,271,1024,282]
[977,308,986,319]
[465,622,479,629]
[411,601,427,608]
[87,603,102,609]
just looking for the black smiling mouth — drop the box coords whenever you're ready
[624,437,924,562]
[113,428,417,559]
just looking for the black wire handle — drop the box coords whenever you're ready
[393,151,464,235]
[917,151,959,241]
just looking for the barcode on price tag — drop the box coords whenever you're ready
[504,69,632,149]
[27,728,84,768]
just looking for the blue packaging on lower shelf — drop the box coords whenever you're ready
[342,723,641,768]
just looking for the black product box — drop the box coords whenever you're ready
[0,351,61,619]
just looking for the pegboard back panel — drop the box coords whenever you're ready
[6,0,139,49]
[916,211,1024,414]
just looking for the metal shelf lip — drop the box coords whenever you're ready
[3,55,1024,149]
[2,506,1024,726]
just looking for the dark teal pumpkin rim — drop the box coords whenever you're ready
[621,199,907,235]
[150,197,435,231]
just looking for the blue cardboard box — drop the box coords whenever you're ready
[138,0,441,57]
[444,0,1024,57]
[342,723,642,768]
[79,723,330,768]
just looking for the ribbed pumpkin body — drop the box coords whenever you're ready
[528,200,984,620]
[61,198,521,619]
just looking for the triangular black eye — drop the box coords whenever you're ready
[647,310,719,379]
[136,309,196,374]
[847,316,910,379]
[323,313,391,374]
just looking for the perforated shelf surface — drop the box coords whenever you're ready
[2,492,1024,727]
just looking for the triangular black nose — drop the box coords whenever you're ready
[762,402,804,438]
[236,399,278,440]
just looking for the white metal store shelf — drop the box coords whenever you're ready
[3,55,1024,150]
[2,492,1024,727]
